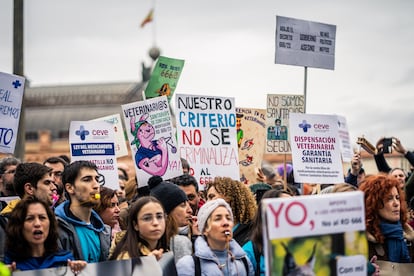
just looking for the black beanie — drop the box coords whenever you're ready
[148,176,188,214]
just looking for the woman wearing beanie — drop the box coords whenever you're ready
[206,177,257,246]
[148,176,194,263]
[176,198,254,275]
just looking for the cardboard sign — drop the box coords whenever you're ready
[69,120,118,190]
[144,56,185,102]
[236,107,266,185]
[122,96,181,187]
[289,113,344,184]
[262,192,367,276]
[275,16,336,70]
[0,72,25,154]
[175,93,240,190]
[91,114,128,158]
[266,94,305,154]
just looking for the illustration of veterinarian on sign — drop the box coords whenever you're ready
[122,96,181,186]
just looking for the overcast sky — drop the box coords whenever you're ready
[1,0,413,150]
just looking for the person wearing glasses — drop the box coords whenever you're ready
[43,156,68,207]
[109,196,167,261]
[55,161,111,263]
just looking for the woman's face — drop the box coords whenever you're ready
[378,187,401,222]
[391,169,405,189]
[170,201,192,227]
[23,203,50,249]
[204,206,233,249]
[99,194,120,228]
[134,202,166,245]
[206,186,224,201]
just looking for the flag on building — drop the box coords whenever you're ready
[140,9,154,28]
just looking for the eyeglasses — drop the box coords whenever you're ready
[139,213,166,223]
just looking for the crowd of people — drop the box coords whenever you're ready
[0,136,413,275]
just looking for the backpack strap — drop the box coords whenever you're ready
[241,256,249,275]
[193,255,201,276]
[252,242,261,276]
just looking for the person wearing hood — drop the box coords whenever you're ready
[176,198,254,275]
[55,161,111,263]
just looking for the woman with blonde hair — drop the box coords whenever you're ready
[206,177,257,246]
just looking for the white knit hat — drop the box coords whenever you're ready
[197,198,233,233]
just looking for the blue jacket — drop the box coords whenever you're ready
[4,250,73,271]
[242,241,264,276]
[55,200,111,262]
[176,236,254,276]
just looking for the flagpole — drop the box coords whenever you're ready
[152,0,157,48]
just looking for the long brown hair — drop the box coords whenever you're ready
[109,196,168,260]
[6,196,59,259]
[359,174,408,243]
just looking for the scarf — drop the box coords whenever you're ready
[380,221,410,263]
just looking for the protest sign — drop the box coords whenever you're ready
[0,72,25,154]
[336,115,353,163]
[69,120,118,190]
[122,96,181,187]
[91,114,128,158]
[236,107,266,185]
[175,94,239,190]
[262,191,367,276]
[275,16,336,70]
[12,253,176,276]
[144,56,185,102]
[266,94,304,154]
[289,113,344,184]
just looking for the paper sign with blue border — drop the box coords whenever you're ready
[69,120,118,191]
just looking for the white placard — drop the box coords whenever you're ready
[0,72,25,154]
[175,93,240,190]
[275,15,336,70]
[122,96,182,187]
[91,114,128,158]
[289,113,344,184]
[69,120,118,190]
